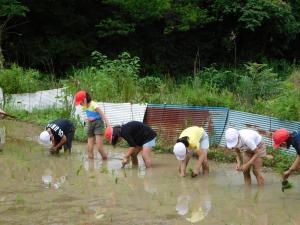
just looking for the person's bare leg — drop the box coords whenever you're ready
[253,157,264,186]
[243,153,252,185]
[131,147,141,166]
[201,153,209,175]
[192,150,206,177]
[142,147,152,168]
[95,134,107,160]
[87,136,95,159]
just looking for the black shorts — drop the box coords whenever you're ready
[64,127,75,151]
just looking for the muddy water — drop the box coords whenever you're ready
[1,120,300,225]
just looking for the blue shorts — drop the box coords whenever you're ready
[143,138,156,148]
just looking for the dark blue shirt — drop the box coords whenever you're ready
[46,119,74,144]
[287,131,300,155]
[121,121,156,147]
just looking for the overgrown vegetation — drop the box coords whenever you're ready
[62,52,299,120]
[0,64,59,94]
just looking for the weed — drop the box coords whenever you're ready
[76,165,83,176]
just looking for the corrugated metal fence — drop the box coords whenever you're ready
[2,88,300,154]
[144,104,228,146]
[219,110,300,154]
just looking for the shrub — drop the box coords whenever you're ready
[0,64,58,94]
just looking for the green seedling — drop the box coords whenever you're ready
[281,180,293,192]
[188,168,193,177]
[76,165,83,176]
[100,167,108,174]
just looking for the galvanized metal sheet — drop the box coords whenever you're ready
[220,110,300,155]
[144,104,229,146]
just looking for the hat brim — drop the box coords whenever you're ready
[175,154,186,161]
[40,139,51,145]
[226,139,238,149]
[273,143,280,149]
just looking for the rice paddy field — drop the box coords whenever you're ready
[1,119,300,225]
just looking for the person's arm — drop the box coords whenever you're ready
[240,147,261,172]
[235,148,242,170]
[122,147,136,167]
[283,155,300,180]
[50,135,67,153]
[95,107,109,127]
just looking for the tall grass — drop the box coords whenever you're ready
[1,52,299,121]
[62,52,299,120]
[0,64,59,94]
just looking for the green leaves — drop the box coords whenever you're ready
[96,18,135,38]
[237,63,281,104]
[0,0,29,17]
[103,0,171,20]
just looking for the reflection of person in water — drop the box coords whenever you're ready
[175,179,212,223]
[235,189,269,225]
[142,168,157,194]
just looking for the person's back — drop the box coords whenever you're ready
[46,119,74,144]
[238,129,262,151]
[40,118,75,154]
[288,130,300,151]
[121,121,156,147]
[179,126,205,151]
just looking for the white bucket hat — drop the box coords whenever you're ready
[39,131,51,145]
[173,142,187,160]
[225,128,239,149]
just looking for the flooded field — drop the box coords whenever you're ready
[1,120,300,225]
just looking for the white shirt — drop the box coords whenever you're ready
[236,129,262,151]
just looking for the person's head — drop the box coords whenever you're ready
[105,125,121,146]
[173,137,189,161]
[39,130,51,145]
[225,128,239,149]
[273,128,289,149]
[75,90,92,106]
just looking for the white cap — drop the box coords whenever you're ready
[39,131,51,145]
[225,128,239,149]
[173,142,186,160]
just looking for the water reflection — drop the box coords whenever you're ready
[175,179,212,223]
[3,119,300,225]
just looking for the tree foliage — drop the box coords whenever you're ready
[1,0,300,76]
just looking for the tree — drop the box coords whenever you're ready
[0,0,28,69]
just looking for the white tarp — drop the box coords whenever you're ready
[74,102,147,126]
[2,87,147,124]
[6,88,72,112]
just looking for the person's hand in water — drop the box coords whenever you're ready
[283,169,291,180]
[122,157,129,168]
[49,146,58,154]
[240,164,250,172]
[235,163,242,171]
